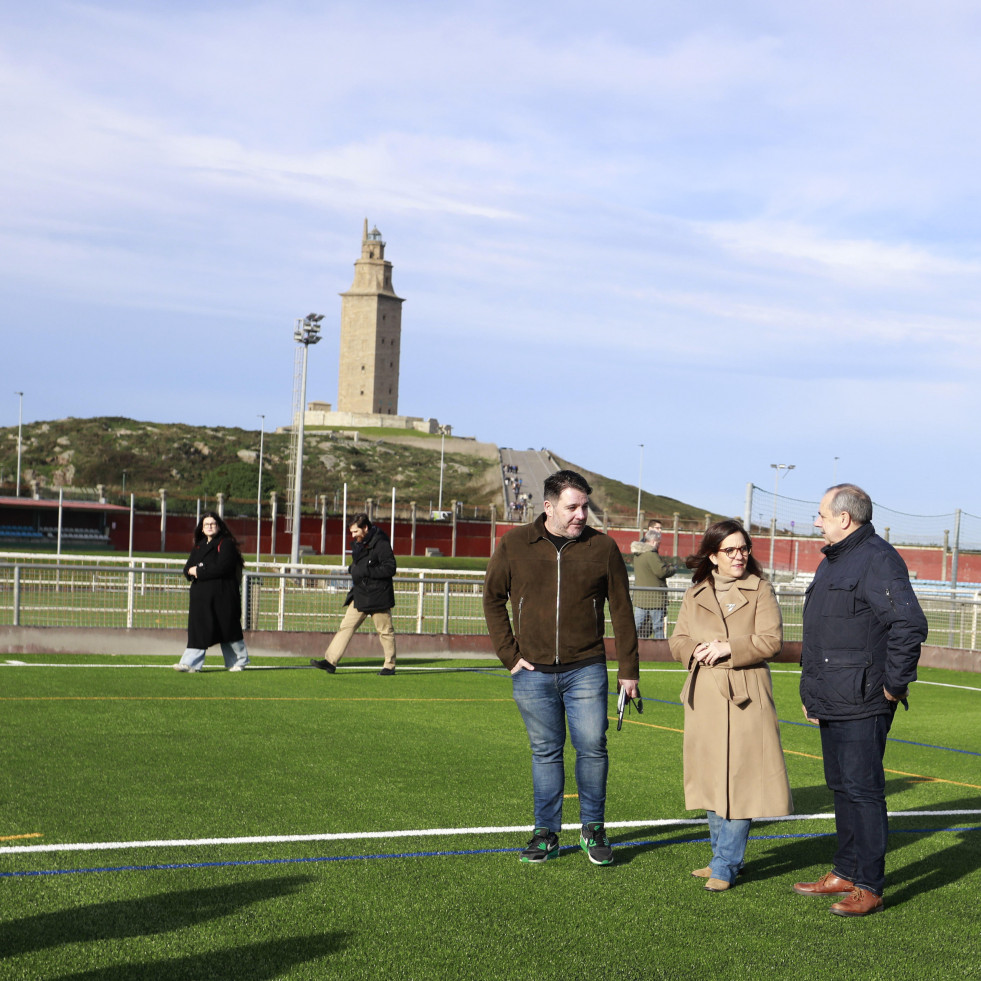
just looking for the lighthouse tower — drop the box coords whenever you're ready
[336,219,405,415]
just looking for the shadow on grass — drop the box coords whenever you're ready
[0,874,313,958]
[48,934,349,981]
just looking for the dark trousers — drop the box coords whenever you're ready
[819,712,893,896]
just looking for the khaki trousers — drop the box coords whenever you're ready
[325,603,397,669]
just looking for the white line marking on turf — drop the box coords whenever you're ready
[3,811,978,856]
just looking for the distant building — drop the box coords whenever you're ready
[305,220,450,435]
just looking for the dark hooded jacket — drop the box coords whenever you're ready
[183,532,244,649]
[800,522,927,721]
[345,525,397,612]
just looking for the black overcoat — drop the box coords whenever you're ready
[183,532,245,649]
[345,526,397,612]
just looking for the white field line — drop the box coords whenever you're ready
[3,811,979,856]
[3,661,979,692]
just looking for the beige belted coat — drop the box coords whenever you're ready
[669,573,793,820]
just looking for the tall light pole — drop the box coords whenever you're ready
[14,391,23,497]
[256,414,265,566]
[769,463,795,577]
[289,314,323,567]
[437,430,446,515]
[636,443,644,530]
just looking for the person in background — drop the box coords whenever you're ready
[310,513,397,676]
[631,519,675,639]
[669,520,792,892]
[174,512,250,673]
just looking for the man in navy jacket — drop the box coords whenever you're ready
[794,484,927,916]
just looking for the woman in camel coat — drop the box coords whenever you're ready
[669,520,792,892]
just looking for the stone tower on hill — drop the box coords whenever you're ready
[337,219,405,415]
[304,221,449,434]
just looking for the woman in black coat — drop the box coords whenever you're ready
[310,512,398,676]
[174,512,250,673]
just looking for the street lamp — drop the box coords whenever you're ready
[769,463,795,577]
[14,391,23,497]
[289,314,323,567]
[256,414,265,566]
[636,443,644,530]
[437,430,446,515]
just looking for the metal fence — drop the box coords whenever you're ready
[2,562,981,653]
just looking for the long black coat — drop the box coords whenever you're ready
[184,532,245,649]
[345,526,396,612]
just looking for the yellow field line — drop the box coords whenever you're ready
[616,717,981,791]
[0,696,512,702]
[0,832,42,842]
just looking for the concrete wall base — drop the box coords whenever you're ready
[0,627,975,673]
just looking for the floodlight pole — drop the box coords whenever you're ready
[636,443,644,530]
[290,315,323,567]
[14,391,23,497]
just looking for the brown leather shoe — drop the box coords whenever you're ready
[830,888,884,917]
[704,878,730,892]
[793,871,854,896]
[690,866,712,878]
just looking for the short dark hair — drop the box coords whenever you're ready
[543,470,592,503]
[350,512,371,531]
[685,519,763,585]
[826,484,873,525]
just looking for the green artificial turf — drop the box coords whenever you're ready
[0,657,979,980]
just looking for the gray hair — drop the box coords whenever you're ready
[825,484,873,525]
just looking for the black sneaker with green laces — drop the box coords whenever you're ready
[519,827,559,863]
[580,822,614,865]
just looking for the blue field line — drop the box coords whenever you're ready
[3,825,977,879]
[596,685,981,757]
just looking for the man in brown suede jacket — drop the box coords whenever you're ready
[483,469,639,866]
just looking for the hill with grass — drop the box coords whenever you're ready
[0,416,719,521]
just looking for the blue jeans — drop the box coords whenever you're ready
[511,661,609,832]
[819,713,893,896]
[705,810,752,884]
[634,607,666,640]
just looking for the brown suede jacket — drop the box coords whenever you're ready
[482,513,639,681]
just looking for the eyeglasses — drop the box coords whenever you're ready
[718,545,751,558]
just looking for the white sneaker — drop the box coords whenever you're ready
[228,665,245,672]
[173,663,199,673]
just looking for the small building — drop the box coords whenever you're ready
[0,496,129,549]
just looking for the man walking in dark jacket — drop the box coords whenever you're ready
[311,513,397,676]
[483,470,639,866]
[793,484,927,916]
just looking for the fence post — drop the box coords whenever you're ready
[416,572,425,633]
[126,567,135,629]
[13,565,20,627]
[442,580,450,634]
[159,488,167,552]
[241,572,250,632]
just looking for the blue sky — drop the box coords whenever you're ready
[3,0,981,518]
